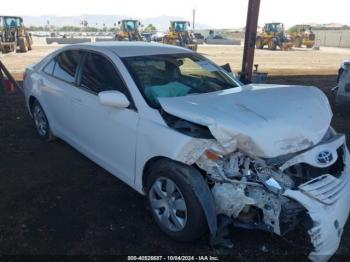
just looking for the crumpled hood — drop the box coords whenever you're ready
[159,84,333,158]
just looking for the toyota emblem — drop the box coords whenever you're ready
[316,150,333,165]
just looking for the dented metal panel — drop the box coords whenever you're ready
[159,84,332,158]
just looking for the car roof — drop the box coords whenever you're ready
[71,42,193,58]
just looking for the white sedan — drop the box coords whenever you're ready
[23,42,350,260]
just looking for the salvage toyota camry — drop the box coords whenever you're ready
[23,42,350,260]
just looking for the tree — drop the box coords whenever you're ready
[143,24,157,33]
[59,26,81,32]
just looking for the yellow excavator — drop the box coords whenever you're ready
[289,24,315,48]
[115,19,143,41]
[256,22,293,51]
[163,21,197,51]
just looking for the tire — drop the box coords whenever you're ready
[256,37,264,49]
[268,39,277,50]
[31,100,55,141]
[295,36,302,48]
[146,160,207,242]
[18,37,27,52]
[26,34,32,50]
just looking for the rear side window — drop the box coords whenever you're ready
[53,50,81,83]
[43,59,55,75]
[80,52,126,94]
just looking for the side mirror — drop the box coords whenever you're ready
[220,63,232,73]
[98,91,130,108]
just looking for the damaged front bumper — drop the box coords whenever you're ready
[194,131,350,261]
[284,145,350,261]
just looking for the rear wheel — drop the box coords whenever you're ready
[31,100,55,141]
[146,160,207,241]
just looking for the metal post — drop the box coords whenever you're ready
[192,8,196,33]
[240,0,261,83]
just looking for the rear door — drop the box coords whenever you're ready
[39,50,82,138]
[70,51,139,185]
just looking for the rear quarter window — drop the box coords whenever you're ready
[43,59,56,75]
[52,50,82,83]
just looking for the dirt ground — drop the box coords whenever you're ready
[2,42,350,80]
[1,44,350,260]
[202,45,350,76]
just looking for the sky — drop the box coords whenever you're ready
[2,0,350,28]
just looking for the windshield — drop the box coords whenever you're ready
[267,23,283,33]
[173,22,188,32]
[123,54,240,108]
[123,21,138,31]
[4,17,21,28]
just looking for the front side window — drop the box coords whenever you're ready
[53,50,81,83]
[80,52,126,94]
[123,54,240,108]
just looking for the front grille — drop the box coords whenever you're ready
[299,173,350,205]
[285,146,345,186]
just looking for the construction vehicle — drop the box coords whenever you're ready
[289,24,315,48]
[255,22,293,51]
[163,21,197,51]
[115,19,143,41]
[0,16,32,53]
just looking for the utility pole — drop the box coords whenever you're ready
[240,0,261,83]
[192,8,196,33]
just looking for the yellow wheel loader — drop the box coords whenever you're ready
[163,21,197,51]
[256,23,293,51]
[0,16,32,53]
[115,19,143,41]
[289,25,315,48]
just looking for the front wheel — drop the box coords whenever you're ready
[18,37,28,52]
[295,36,302,47]
[256,37,264,49]
[146,160,207,241]
[268,39,277,50]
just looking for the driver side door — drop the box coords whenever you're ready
[70,51,139,185]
